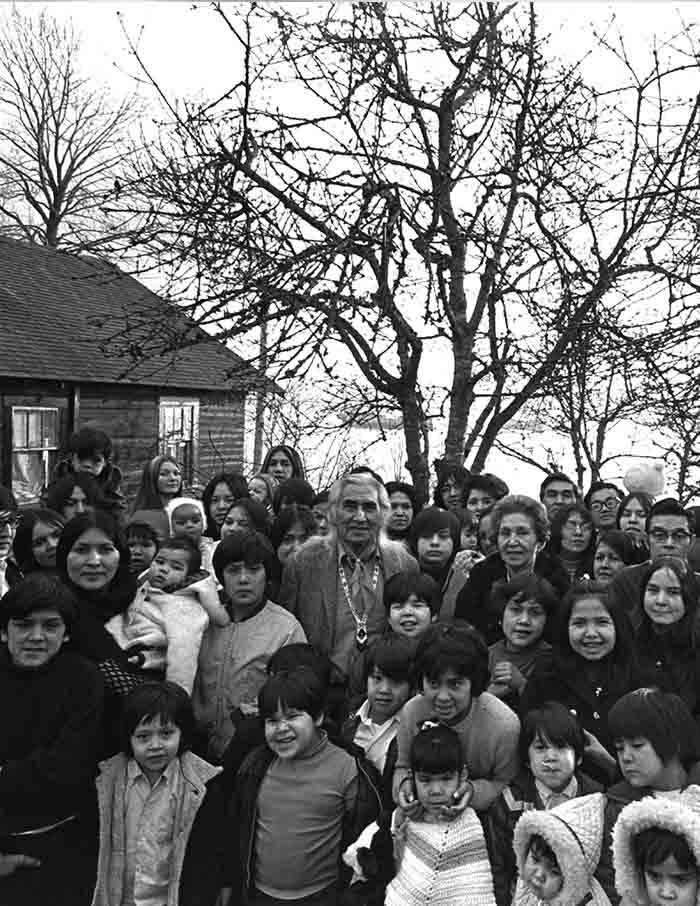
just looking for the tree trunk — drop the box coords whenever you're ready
[400,391,430,505]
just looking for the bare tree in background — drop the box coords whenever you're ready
[0,8,136,250]
[110,4,700,498]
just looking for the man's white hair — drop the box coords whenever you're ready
[328,473,390,528]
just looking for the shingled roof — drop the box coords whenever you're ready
[0,238,260,392]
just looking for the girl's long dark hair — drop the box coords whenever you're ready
[201,472,249,540]
[553,580,635,688]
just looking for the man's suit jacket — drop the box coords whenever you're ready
[279,534,418,657]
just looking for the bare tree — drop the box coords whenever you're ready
[0,8,136,250]
[112,4,700,498]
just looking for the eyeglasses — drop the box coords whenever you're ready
[590,499,619,512]
[648,528,692,544]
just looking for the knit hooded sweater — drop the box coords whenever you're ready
[613,786,700,906]
[513,793,611,906]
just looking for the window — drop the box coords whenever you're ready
[158,398,199,483]
[12,407,60,504]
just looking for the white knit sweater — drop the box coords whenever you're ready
[385,808,496,906]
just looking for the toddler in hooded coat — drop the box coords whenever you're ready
[513,793,611,906]
[613,786,700,906]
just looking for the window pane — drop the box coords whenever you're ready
[12,452,44,505]
[12,410,27,449]
[42,410,59,446]
[27,411,42,447]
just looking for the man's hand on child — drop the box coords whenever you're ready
[397,777,423,818]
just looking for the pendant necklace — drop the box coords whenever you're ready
[339,558,380,650]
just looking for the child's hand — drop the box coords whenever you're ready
[452,549,482,578]
[491,662,513,687]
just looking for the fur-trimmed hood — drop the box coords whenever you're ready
[513,793,607,906]
[613,786,700,906]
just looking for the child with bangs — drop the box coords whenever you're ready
[486,702,603,906]
[341,637,414,808]
[487,574,557,709]
[393,621,520,814]
[92,681,226,906]
[596,688,700,904]
[226,667,380,906]
[345,571,438,711]
[343,723,497,906]
[613,787,700,906]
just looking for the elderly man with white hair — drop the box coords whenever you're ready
[279,472,418,682]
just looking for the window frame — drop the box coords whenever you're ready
[157,396,200,484]
[11,405,61,504]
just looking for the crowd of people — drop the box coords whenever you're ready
[2,426,700,906]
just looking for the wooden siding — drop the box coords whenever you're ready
[197,395,246,483]
[78,386,160,500]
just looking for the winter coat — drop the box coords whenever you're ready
[612,785,700,906]
[595,781,659,906]
[633,616,700,715]
[513,793,610,906]
[91,751,225,906]
[105,573,226,695]
[340,713,398,811]
[225,738,382,905]
[520,661,638,772]
[455,552,570,645]
[486,769,603,906]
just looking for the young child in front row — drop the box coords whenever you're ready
[613,786,700,906]
[343,723,497,906]
[513,792,611,906]
[341,637,414,808]
[596,688,700,905]
[225,667,381,906]
[106,535,228,693]
[91,681,226,906]
[486,702,603,906]
[393,621,521,814]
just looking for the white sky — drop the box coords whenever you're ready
[12,1,699,493]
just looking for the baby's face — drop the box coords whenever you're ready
[148,549,190,590]
[522,847,563,901]
[171,505,203,542]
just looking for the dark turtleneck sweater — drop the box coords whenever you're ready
[0,647,104,832]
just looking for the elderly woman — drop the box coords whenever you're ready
[0,573,104,906]
[454,494,569,644]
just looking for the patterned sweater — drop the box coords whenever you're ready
[345,807,496,906]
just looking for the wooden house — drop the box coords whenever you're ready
[0,237,261,504]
